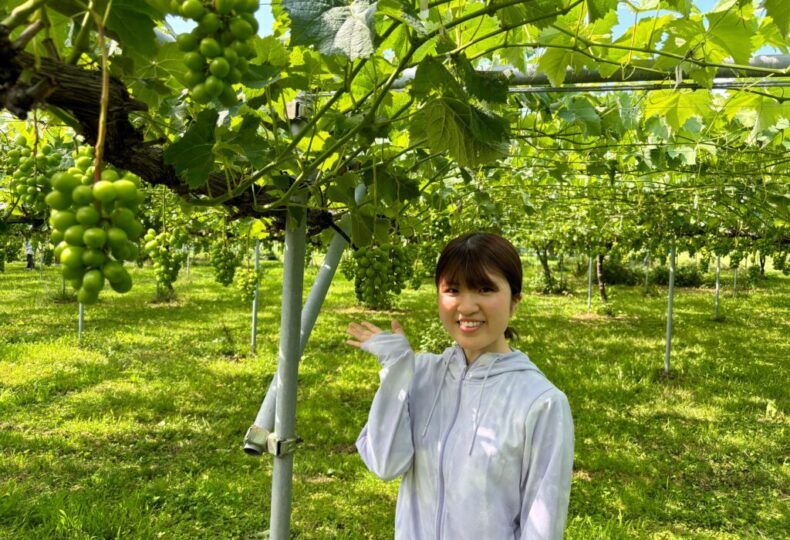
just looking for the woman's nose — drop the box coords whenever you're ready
[457,293,479,314]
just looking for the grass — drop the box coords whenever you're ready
[0,258,787,539]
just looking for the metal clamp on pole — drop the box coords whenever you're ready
[266,433,302,457]
[243,425,271,456]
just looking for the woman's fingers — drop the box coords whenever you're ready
[391,320,405,335]
[346,320,405,347]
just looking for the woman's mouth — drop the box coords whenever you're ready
[458,320,484,331]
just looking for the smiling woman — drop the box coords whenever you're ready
[346,232,574,540]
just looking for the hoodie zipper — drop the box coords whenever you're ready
[435,364,468,539]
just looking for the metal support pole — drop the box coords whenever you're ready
[268,210,307,540]
[733,268,738,297]
[714,256,721,319]
[78,303,84,341]
[586,255,592,312]
[251,239,261,354]
[664,240,676,375]
[244,219,351,454]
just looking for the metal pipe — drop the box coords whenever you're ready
[714,255,721,319]
[268,209,307,540]
[244,218,351,455]
[78,303,84,341]
[251,239,261,354]
[586,255,592,312]
[664,240,676,375]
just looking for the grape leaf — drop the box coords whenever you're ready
[106,0,159,57]
[453,54,509,104]
[412,97,509,167]
[558,97,601,137]
[763,0,788,38]
[411,57,465,100]
[283,0,376,60]
[705,9,756,65]
[586,0,618,22]
[164,110,218,189]
[494,0,570,28]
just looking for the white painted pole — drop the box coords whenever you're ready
[586,255,592,312]
[244,220,351,454]
[714,255,721,319]
[251,240,261,354]
[268,210,306,540]
[733,268,738,297]
[664,240,676,375]
[78,303,85,341]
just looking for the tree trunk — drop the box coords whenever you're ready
[759,252,766,277]
[596,254,608,303]
[535,246,554,291]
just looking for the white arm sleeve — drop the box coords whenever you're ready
[520,390,575,540]
[355,333,417,481]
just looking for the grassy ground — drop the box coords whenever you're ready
[0,258,787,539]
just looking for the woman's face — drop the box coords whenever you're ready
[437,270,519,364]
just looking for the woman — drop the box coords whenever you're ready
[347,232,574,539]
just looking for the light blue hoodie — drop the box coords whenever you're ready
[356,332,574,540]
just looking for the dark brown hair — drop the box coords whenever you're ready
[434,232,522,339]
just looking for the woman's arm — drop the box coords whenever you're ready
[349,322,417,481]
[519,389,575,540]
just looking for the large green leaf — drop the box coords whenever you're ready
[106,0,159,57]
[643,91,711,132]
[763,0,789,38]
[705,9,756,65]
[412,97,509,167]
[494,0,570,28]
[558,97,601,137]
[411,57,465,100]
[283,0,376,60]
[586,0,618,22]
[453,54,509,104]
[164,110,218,189]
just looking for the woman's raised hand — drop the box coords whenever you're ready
[346,320,405,348]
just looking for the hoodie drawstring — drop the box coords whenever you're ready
[421,359,451,438]
[467,359,497,455]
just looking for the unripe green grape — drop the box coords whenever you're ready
[184,51,206,72]
[45,190,71,210]
[191,83,212,104]
[199,12,221,34]
[215,0,235,15]
[180,0,206,20]
[93,180,117,203]
[184,69,204,88]
[210,57,231,78]
[76,206,101,226]
[177,32,199,52]
[204,75,225,97]
[199,37,222,58]
[64,224,87,246]
[72,184,94,205]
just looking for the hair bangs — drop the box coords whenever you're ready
[438,253,499,291]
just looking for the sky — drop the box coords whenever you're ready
[168,0,776,57]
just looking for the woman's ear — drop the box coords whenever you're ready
[510,294,522,315]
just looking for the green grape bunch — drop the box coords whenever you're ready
[5,135,61,215]
[352,243,413,309]
[171,0,260,106]
[143,229,187,290]
[234,265,261,303]
[47,146,145,304]
[210,240,240,286]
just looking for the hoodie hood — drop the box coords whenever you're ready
[442,346,544,382]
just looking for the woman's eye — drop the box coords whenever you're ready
[480,287,495,293]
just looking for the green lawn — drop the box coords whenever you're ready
[0,259,787,539]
